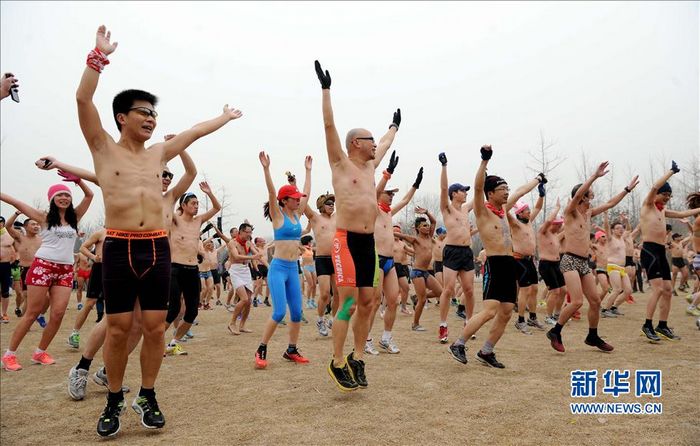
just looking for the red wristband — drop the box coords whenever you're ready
[86,47,110,73]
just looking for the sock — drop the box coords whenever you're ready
[457,304,465,313]
[588,328,598,338]
[77,355,93,371]
[169,338,178,346]
[552,323,563,335]
[5,349,16,356]
[381,331,391,342]
[107,389,124,405]
[529,312,537,320]
[287,344,297,352]
[72,329,79,334]
[440,321,447,327]
[657,320,668,329]
[318,316,324,323]
[34,348,45,354]
[644,319,654,328]
[257,343,267,353]
[453,337,466,347]
[138,387,155,398]
[518,316,525,324]
[481,340,494,354]
[611,306,617,311]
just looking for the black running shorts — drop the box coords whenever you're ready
[625,256,635,267]
[434,261,443,274]
[442,245,475,272]
[315,255,335,277]
[166,262,201,324]
[515,256,538,287]
[538,260,564,290]
[641,242,671,281]
[482,256,517,303]
[86,262,103,300]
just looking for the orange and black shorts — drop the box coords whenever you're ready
[102,229,170,314]
[332,229,379,288]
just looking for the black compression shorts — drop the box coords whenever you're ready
[671,257,687,269]
[515,256,538,287]
[0,262,11,298]
[86,262,103,300]
[538,260,564,290]
[625,256,635,267]
[315,255,334,277]
[257,264,268,279]
[482,256,517,303]
[641,242,671,281]
[442,245,475,272]
[434,261,443,274]
[166,262,201,324]
[395,263,409,279]
[211,268,221,284]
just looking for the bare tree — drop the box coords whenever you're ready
[526,130,565,222]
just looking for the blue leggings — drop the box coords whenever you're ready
[268,258,303,323]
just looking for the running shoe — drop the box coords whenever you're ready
[327,359,358,392]
[345,352,367,388]
[14,307,22,317]
[572,310,581,320]
[0,314,9,324]
[686,306,700,317]
[77,303,83,311]
[326,318,332,329]
[685,294,694,304]
[438,325,449,343]
[400,306,413,315]
[455,310,466,320]
[411,324,426,332]
[1,353,22,371]
[264,299,271,307]
[317,319,329,337]
[544,316,557,326]
[641,325,661,343]
[92,367,131,393]
[253,298,259,308]
[476,351,505,368]
[378,338,400,354]
[68,366,89,400]
[36,315,47,328]
[626,294,635,304]
[601,309,617,318]
[165,343,188,356]
[610,307,625,316]
[364,339,379,356]
[215,300,222,306]
[31,351,55,365]
[527,318,545,330]
[185,330,195,339]
[255,349,267,369]
[283,348,310,364]
[546,329,565,352]
[132,395,165,429]
[97,399,125,437]
[68,332,80,349]
[655,326,681,341]
[301,314,309,324]
[584,336,614,352]
[448,343,467,364]
[514,321,532,335]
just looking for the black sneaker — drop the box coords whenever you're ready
[448,343,467,364]
[327,359,358,392]
[131,395,165,429]
[641,325,661,343]
[655,326,681,341]
[584,336,614,352]
[97,399,125,437]
[476,351,505,369]
[455,310,466,320]
[345,352,368,388]
[14,307,22,317]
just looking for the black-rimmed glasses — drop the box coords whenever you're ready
[129,107,158,119]
[162,171,174,180]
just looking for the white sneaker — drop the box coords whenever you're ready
[378,338,400,354]
[317,319,329,337]
[514,321,532,335]
[68,366,89,401]
[364,339,379,355]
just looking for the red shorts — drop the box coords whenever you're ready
[77,268,91,280]
[25,258,74,288]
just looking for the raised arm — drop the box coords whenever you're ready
[315,61,345,166]
[80,231,103,262]
[666,208,700,219]
[395,232,417,245]
[530,194,544,222]
[197,182,221,222]
[169,146,197,199]
[303,204,318,222]
[376,151,398,199]
[5,211,22,241]
[71,179,94,220]
[392,168,422,216]
[506,176,540,211]
[439,152,450,212]
[301,221,312,236]
[473,145,492,218]
[417,207,436,236]
[644,161,679,207]
[539,198,561,234]
[372,109,400,168]
[566,161,608,215]
[76,26,117,151]
[212,225,231,245]
[259,151,282,223]
[0,193,45,224]
[591,175,639,217]
[603,212,611,235]
[298,156,312,212]
[35,156,99,185]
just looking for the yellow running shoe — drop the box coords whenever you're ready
[165,343,188,356]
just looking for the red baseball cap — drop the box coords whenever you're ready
[277,184,307,200]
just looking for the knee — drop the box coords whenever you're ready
[483,308,498,320]
[271,307,286,323]
[141,322,164,339]
[50,306,68,320]
[107,322,131,339]
[183,306,199,324]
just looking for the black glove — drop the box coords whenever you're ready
[538,183,546,198]
[387,150,399,174]
[536,172,548,184]
[391,108,401,129]
[480,145,492,160]
[413,167,424,189]
[314,60,331,89]
[438,152,447,166]
[671,160,680,174]
[197,254,204,264]
[201,222,214,234]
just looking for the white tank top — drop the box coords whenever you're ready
[34,225,78,265]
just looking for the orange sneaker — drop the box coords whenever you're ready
[572,310,581,320]
[626,294,635,304]
[1,353,22,371]
[283,349,309,364]
[31,351,55,365]
[254,350,267,369]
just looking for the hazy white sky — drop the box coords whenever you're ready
[1,1,698,236]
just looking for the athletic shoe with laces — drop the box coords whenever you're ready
[601,309,617,318]
[36,315,47,328]
[411,324,426,332]
[584,336,614,352]
[364,339,379,356]
[527,318,545,330]
[641,325,661,342]
[255,349,267,369]
[378,338,400,354]
[514,321,532,335]
[165,343,188,356]
[610,307,624,316]
[97,399,125,437]
[14,307,22,317]
[346,352,367,388]
[185,330,194,339]
[132,395,165,429]
[544,316,557,326]
[686,306,700,317]
[455,310,466,320]
[572,310,581,320]
[68,366,89,400]
[476,350,505,368]
[31,351,55,365]
[93,367,131,393]
[283,348,310,364]
[326,318,332,329]
[67,332,80,349]
[438,325,449,343]
[546,329,565,352]
[448,343,467,364]
[655,326,681,341]
[317,319,329,337]
[1,353,22,371]
[327,359,358,392]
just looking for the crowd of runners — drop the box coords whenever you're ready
[1,25,699,438]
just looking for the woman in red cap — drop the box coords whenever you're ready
[1,177,93,371]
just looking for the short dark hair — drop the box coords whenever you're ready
[672,233,681,239]
[239,222,254,232]
[112,89,158,132]
[611,221,624,229]
[301,235,313,246]
[414,216,427,228]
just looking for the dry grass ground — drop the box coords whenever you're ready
[1,284,699,445]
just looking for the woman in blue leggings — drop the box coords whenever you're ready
[255,151,312,369]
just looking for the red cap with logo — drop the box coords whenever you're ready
[277,184,307,200]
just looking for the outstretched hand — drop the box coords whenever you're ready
[594,161,610,178]
[671,160,680,174]
[386,150,399,174]
[413,167,424,189]
[415,206,428,214]
[438,152,447,166]
[95,25,118,55]
[480,145,492,161]
[304,156,313,171]
[391,109,401,129]
[258,151,270,168]
[626,175,640,191]
[35,156,57,170]
[199,181,212,194]
[58,170,81,184]
[223,104,243,121]
[314,60,331,89]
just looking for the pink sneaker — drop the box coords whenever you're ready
[31,351,55,365]
[2,353,22,371]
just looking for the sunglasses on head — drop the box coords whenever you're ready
[162,171,174,180]
[129,107,158,119]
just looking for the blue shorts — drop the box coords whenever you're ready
[379,255,395,274]
[199,270,213,279]
[410,268,431,281]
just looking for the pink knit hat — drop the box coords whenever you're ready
[514,201,529,215]
[47,184,72,203]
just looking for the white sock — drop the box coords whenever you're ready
[317,316,324,323]
[440,321,447,327]
[34,348,45,354]
[72,329,79,334]
[382,331,391,342]
[5,349,16,356]
[169,338,179,346]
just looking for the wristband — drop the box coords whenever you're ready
[389,123,398,130]
[382,170,391,180]
[86,47,110,73]
[624,186,631,193]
